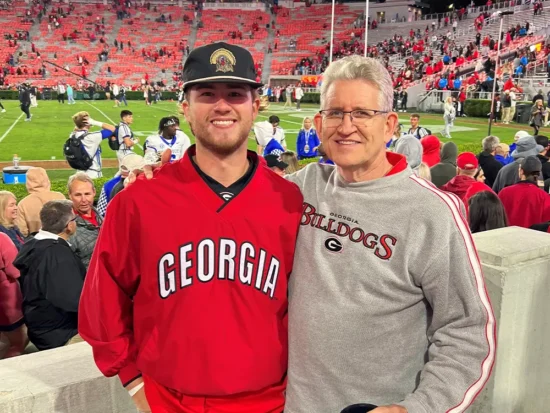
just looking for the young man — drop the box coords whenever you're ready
[169,115,192,156]
[79,42,303,413]
[254,115,286,156]
[143,117,188,164]
[116,110,139,165]
[70,111,116,178]
[407,113,430,139]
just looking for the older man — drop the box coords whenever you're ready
[284,55,495,413]
[67,172,103,268]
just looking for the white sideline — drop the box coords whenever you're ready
[0,113,24,144]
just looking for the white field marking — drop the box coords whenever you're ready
[85,101,117,124]
[0,113,24,144]
[399,122,479,133]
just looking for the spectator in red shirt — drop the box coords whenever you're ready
[498,156,550,228]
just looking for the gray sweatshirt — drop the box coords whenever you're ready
[284,161,496,413]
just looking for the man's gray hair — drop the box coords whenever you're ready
[320,55,394,112]
[67,171,95,194]
[40,200,75,234]
[482,135,500,152]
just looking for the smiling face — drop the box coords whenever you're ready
[3,196,17,224]
[182,83,260,156]
[314,79,398,175]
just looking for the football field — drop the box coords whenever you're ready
[0,99,537,167]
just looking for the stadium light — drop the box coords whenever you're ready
[488,10,514,136]
[329,0,336,64]
[364,0,369,57]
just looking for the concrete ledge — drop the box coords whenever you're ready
[0,342,135,413]
[471,226,550,413]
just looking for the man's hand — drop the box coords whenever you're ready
[125,149,172,187]
[126,377,150,413]
[371,405,407,413]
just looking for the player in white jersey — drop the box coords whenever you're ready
[143,117,190,165]
[170,115,191,153]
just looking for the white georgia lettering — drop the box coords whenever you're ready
[219,239,236,280]
[239,242,255,284]
[197,239,215,282]
[158,253,176,299]
[255,249,267,290]
[263,258,280,298]
[179,243,193,288]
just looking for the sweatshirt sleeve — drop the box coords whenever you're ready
[400,211,496,413]
[78,190,142,387]
[0,234,20,279]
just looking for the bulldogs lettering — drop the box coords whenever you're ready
[158,238,280,299]
[301,202,397,260]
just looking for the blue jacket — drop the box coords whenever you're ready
[453,79,462,90]
[296,128,320,159]
[439,78,448,89]
[495,154,514,166]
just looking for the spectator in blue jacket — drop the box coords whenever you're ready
[439,77,448,90]
[296,117,320,160]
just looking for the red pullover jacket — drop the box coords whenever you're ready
[78,148,303,396]
[498,181,550,228]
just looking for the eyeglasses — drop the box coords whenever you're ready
[319,109,388,126]
[66,215,78,227]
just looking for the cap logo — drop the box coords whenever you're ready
[210,48,236,73]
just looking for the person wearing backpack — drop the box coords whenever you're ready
[407,113,431,139]
[65,111,116,179]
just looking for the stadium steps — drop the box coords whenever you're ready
[261,19,276,84]
[87,18,124,82]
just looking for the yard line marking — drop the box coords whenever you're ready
[0,113,24,144]
[84,101,117,124]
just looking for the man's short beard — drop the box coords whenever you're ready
[190,124,249,156]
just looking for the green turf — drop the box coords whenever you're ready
[0,99,539,162]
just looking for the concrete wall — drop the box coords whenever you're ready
[1,227,549,412]
[0,342,135,413]
[470,226,550,413]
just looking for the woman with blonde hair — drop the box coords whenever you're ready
[530,99,547,135]
[296,117,320,160]
[0,191,28,358]
[418,162,432,181]
[281,151,299,174]
[443,96,456,139]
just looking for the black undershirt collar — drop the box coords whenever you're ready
[189,153,257,203]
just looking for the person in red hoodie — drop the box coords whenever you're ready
[442,153,493,205]
[420,135,441,167]
[498,156,550,228]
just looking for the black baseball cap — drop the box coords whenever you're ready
[520,156,542,174]
[182,42,263,91]
[265,154,288,170]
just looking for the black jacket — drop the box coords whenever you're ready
[478,151,503,188]
[13,236,86,350]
